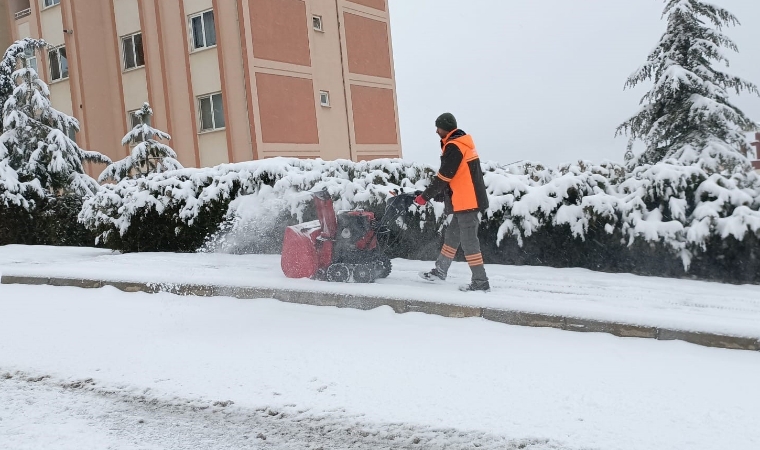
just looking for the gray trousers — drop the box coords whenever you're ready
[435,211,488,283]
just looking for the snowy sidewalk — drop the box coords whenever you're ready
[1,245,760,348]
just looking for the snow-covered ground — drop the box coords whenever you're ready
[1,283,758,449]
[2,245,760,338]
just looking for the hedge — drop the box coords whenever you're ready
[74,157,760,284]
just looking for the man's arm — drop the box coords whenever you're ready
[421,143,463,201]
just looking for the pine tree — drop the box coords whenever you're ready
[99,103,182,183]
[0,38,46,135]
[616,0,759,171]
[0,42,110,198]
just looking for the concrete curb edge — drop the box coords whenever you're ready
[2,274,758,352]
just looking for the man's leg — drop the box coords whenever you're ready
[458,211,489,288]
[420,215,460,281]
[435,214,461,277]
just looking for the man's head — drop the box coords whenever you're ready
[435,113,457,139]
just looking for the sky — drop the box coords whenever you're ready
[387,0,760,167]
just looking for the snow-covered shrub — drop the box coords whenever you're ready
[80,157,760,283]
[0,194,95,246]
[80,158,433,253]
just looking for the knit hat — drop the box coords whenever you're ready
[435,113,458,132]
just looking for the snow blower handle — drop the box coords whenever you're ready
[374,191,421,231]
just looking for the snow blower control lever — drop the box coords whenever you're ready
[281,190,420,283]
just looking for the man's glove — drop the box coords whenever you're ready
[414,195,427,206]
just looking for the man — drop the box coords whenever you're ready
[415,113,490,292]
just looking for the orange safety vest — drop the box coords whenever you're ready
[438,131,481,212]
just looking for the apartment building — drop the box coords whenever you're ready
[2,0,402,167]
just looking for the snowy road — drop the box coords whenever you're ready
[1,284,759,449]
[2,371,551,450]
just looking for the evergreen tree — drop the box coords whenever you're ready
[99,103,182,183]
[0,140,28,207]
[616,0,759,171]
[0,43,110,197]
[0,38,47,135]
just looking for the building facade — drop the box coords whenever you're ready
[2,0,402,167]
[0,1,11,52]
[752,132,760,172]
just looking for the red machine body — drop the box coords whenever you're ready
[280,221,330,279]
[281,191,385,282]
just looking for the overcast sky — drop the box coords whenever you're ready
[387,0,760,167]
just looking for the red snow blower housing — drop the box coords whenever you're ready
[281,190,418,283]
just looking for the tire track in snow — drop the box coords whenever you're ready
[0,370,580,450]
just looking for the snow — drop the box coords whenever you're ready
[617,0,757,171]
[2,245,760,339]
[99,103,182,184]
[78,156,760,272]
[2,372,546,450]
[1,41,110,199]
[1,282,759,449]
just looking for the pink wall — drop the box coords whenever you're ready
[214,0,254,163]
[256,72,320,145]
[250,0,312,67]
[346,0,385,11]
[343,11,392,78]
[0,2,12,52]
[351,85,397,145]
[149,0,201,167]
[138,0,171,137]
[64,0,127,162]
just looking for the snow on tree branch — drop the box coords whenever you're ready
[80,157,760,271]
[0,39,110,201]
[100,102,182,183]
[616,0,759,171]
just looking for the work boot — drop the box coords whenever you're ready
[419,268,446,282]
[458,280,490,292]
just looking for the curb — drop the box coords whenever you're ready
[2,274,759,352]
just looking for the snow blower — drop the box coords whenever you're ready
[281,189,419,283]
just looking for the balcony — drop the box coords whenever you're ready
[14,8,31,20]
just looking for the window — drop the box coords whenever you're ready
[313,15,324,32]
[190,10,216,50]
[48,46,68,82]
[198,93,225,132]
[122,33,145,70]
[24,47,38,73]
[319,91,330,107]
[128,110,142,130]
[66,126,77,144]
[43,0,60,8]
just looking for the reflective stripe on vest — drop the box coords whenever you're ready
[438,132,480,212]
